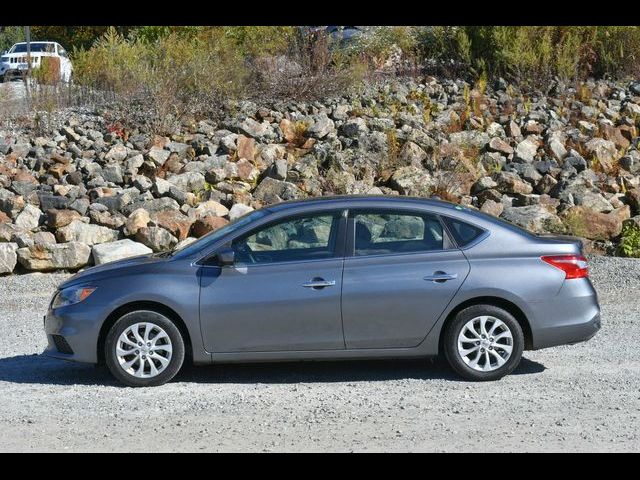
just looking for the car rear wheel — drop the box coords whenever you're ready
[443,305,524,381]
[105,311,185,387]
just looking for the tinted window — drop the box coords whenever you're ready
[353,212,444,256]
[172,209,269,259]
[233,213,340,265]
[442,216,485,247]
[10,43,55,53]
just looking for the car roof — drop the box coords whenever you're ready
[263,194,534,237]
[265,194,462,213]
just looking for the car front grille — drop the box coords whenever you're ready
[51,335,74,354]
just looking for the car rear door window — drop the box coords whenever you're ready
[233,213,341,265]
[352,211,445,256]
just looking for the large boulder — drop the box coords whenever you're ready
[191,216,230,237]
[122,197,180,216]
[17,242,91,271]
[253,177,305,203]
[191,200,229,218]
[46,209,82,228]
[340,117,368,138]
[500,205,564,233]
[56,220,119,245]
[151,210,194,241]
[0,243,18,274]
[562,205,630,240]
[584,138,618,172]
[388,166,433,197]
[307,113,335,139]
[135,226,177,252]
[238,117,274,140]
[229,203,254,221]
[92,239,153,265]
[15,204,43,231]
[493,171,533,195]
[514,136,540,163]
[124,208,151,236]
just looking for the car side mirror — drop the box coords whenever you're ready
[216,247,235,266]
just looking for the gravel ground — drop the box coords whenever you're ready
[0,256,638,452]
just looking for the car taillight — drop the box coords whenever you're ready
[541,255,589,279]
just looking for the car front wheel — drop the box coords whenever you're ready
[443,305,524,381]
[105,310,185,387]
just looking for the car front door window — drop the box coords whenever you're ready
[232,214,340,265]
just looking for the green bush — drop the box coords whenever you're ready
[618,221,640,257]
[414,26,640,86]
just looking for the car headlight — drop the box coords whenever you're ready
[51,286,96,309]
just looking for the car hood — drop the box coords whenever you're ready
[60,253,167,289]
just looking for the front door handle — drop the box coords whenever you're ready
[302,278,336,289]
[423,272,458,283]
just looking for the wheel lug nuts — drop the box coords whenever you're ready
[490,337,494,342]
[476,341,480,346]
[480,348,485,353]
[147,343,151,347]
[489,346,493,350]
[142,355,146,359]
[138,342,142,346]
[135,350,139,354]
[481,335,486,339]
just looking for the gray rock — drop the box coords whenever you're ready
[135,226,178,252]
[229,203,254,221]
[389,166,433,197]
[494,171,533,195]
[91,239,153,265]
[33,231,56,245]
[514,137,539,163]
[102,165,123,184]
[253,177,305,203]
[147,146,170,166]
[238,118,273,139]
[56,220,119,245]
[17,241,91,271]
[166,172,206,193]
[15,204,43,231]
[307,113,335,139]
[0,243,18,274]
[399,141,427,166]
[585,138,617,171]
[501,205,563,233]
[105,144,128,162]
[449,130,490,149]
[340,118,368,138]
[122,197,180,216]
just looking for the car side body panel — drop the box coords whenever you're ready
[43,195,601,368]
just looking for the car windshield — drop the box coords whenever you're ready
[9,43,55,53]
[170,208,269,259]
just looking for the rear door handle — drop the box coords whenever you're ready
[302,278,336,289]
[423,272,458,283]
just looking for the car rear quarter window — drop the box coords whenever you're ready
[442,216,486,247]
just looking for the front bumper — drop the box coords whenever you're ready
[43,304,104,364]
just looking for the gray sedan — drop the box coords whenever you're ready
[44,196,601,387]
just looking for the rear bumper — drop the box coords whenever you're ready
[529,278,601,350]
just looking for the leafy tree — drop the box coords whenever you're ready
[0,26,25,52]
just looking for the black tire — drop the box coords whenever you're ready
[443,305,524,381]
[105,310,185,387]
